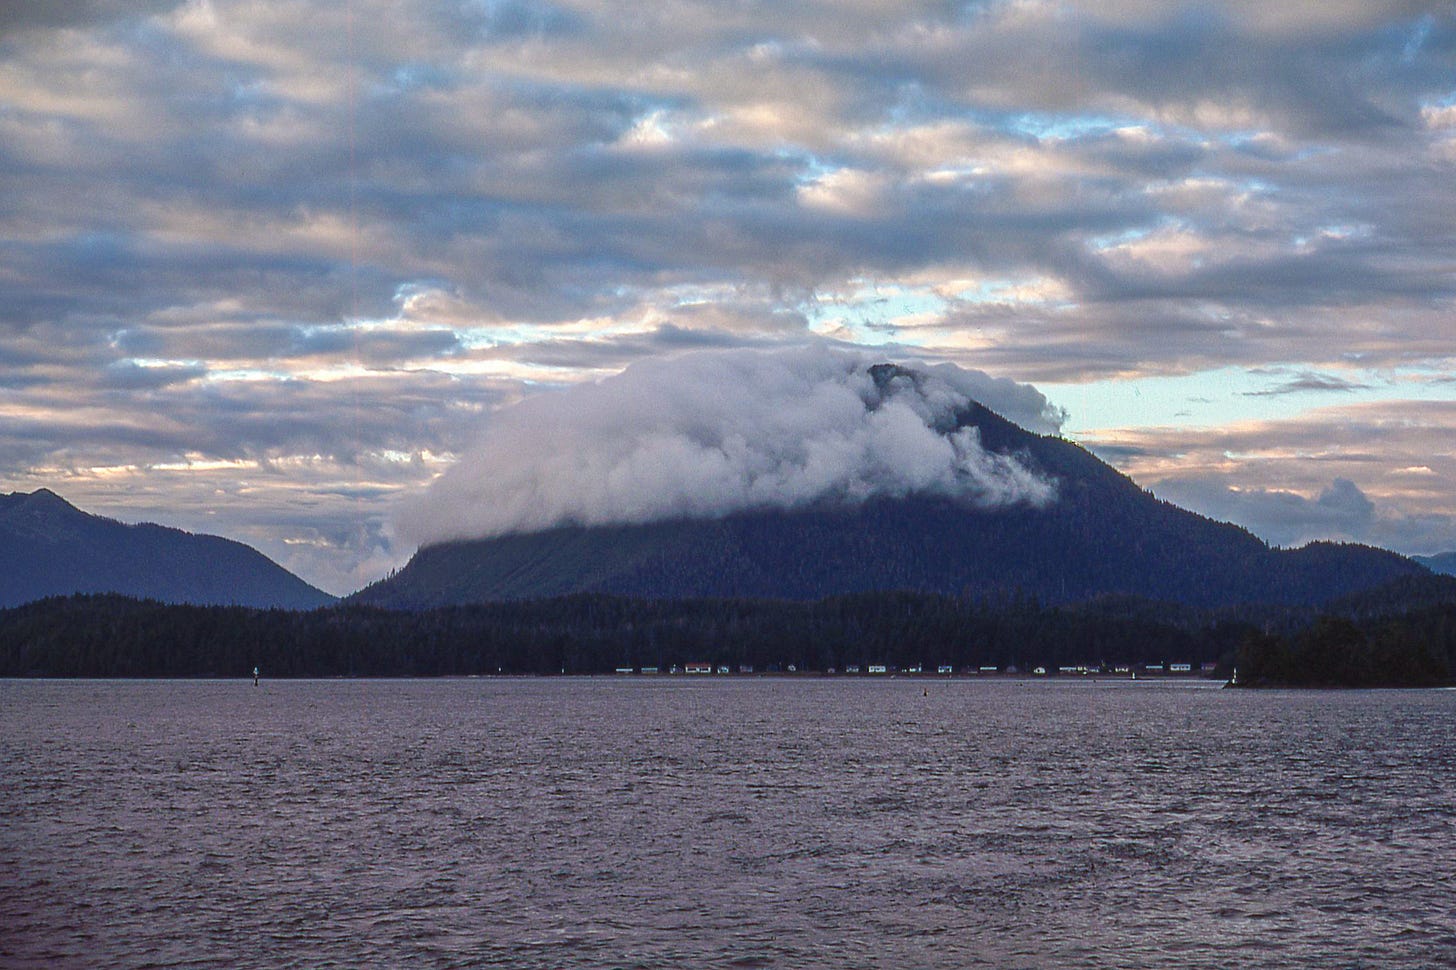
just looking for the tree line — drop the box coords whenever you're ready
[1235,609,1456,687]
[0,588,1451,685]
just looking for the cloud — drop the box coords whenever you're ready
[1149,470,1456,557]
[0,1,179,37]
[1080,398,1456,555]
[100,360,208,390]
[1243,371,1373,396]
[396,346,1062,546]
[1153,475,1376,548]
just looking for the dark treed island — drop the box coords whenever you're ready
[3,578,1454,686]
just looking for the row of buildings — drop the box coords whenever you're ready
[613,662,1219,676]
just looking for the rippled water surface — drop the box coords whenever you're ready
[3,678,1454,968]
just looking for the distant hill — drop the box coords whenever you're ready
[1415,553,1456,577]
[354,402,1426,610]
[0,489,334,609]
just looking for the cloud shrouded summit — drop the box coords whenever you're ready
[398,348,1063,547]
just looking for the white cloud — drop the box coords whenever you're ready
[396,345,1062,546]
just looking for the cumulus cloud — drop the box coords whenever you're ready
[397,346,1062,546]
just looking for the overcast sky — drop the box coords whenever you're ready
[2,1,1453,594]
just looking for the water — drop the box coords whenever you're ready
[3,678,1454,969]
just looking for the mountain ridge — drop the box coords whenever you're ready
[1415,553,1456,577]
[355,402,1426,610]
[0,489,335,609]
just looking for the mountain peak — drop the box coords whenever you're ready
[357,402,1423,610]
[1416,552,1456,577]
[0,488,334,609]
[1,487,84,524]
[5,486,69,505]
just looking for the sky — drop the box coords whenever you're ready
[1,0,1453,595]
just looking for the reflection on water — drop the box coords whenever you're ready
[3,678,1454,968]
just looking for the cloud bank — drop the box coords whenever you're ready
[1154,476,1376,549]
[1083,398,1456,557]
[398,347,1062,546]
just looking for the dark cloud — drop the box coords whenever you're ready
[1078,16,1409,137]
[0,1,180,36]
[1084,443,1155,464]
[1079,399,1456,555]
[288,326,461,363]
[1153,475,1377,548]
[1243,372,1372,396]
[473,325,793,372]
[100,360,208,390]
[1146,469,1456,558]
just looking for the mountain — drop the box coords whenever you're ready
[354,402,1426,610]
[1415,553,1456,577]
[0,489,334,609]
